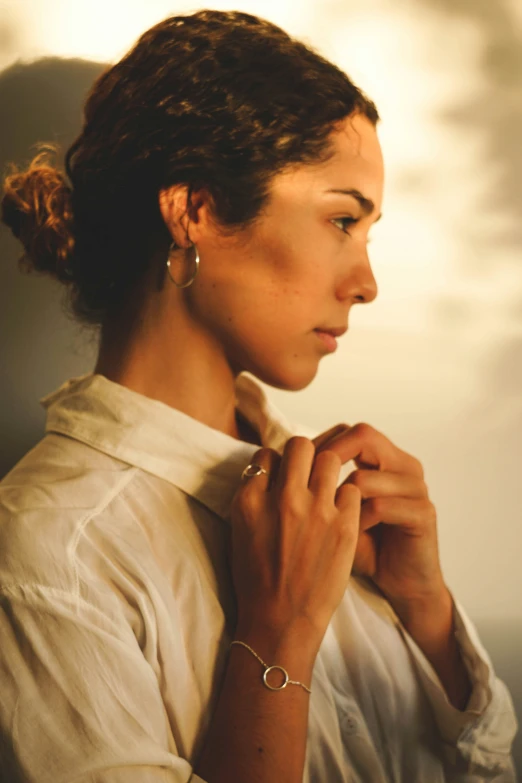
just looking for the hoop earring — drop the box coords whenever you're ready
[166,241,200,288]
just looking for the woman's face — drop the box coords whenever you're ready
[183,112,384,391]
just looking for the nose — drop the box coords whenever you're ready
[337,249,378,305]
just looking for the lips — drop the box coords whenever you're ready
[314,330,339,352]
[314,326,348,338]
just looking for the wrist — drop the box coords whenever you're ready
[233,619,319,682]
[386,581,450,626]
[388,587,473,710]
[389,586,455,651]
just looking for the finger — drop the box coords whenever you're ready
[345,469,428,499]
[274,436,316,498]
[359,497,436,533]
[308,449,342,501]
[313,484,361,577]
[240,447,279,494]
[231,448,281,539]
[312,423,351,452]
[335,483,362,523]
[321,423,424,477]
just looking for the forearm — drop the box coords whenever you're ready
[195,625,317,783]
[389,587,473,711]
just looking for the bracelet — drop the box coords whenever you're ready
[230,640,312,694]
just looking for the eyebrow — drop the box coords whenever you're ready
[325,188,382,222]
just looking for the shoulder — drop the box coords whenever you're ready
[0,432,140,593]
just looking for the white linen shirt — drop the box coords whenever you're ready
[0,371,517,783]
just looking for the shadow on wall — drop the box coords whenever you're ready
[411,0,522,407]
[0,57,106,479]
[419,0,522,266]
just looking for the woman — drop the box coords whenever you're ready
[0,9,517,783]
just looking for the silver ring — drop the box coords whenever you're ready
[241,463,268,481]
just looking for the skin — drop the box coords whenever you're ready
[95,111,472,711]
[94,112,381,442]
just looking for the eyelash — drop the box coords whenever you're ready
[332,217,358,235]
[332,217,373,244]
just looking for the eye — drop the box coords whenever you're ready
[332,217,358,235]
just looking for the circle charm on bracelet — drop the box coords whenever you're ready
[241,463,268,481]
[263,665,289,691]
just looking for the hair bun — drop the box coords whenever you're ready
[1,148,75,282]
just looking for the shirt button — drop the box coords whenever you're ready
[340,710,360,736]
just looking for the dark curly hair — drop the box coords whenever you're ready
[1,9,379,328]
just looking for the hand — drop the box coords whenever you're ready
[312,423,447,608]
[312,425,471,713]
[230,437,361,650]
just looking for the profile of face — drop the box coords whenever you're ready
[161,112,384,391]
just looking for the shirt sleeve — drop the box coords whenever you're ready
[397,590,518,780]
[0,584,209,783]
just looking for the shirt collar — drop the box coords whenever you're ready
[39,372,299,521]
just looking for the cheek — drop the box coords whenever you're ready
[253,273,321,326]
[259,239,332,306]
[197,233,332,334]
[202,280,310,347]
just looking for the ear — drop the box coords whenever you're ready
[158,184,193,249]
[158,184,214,248]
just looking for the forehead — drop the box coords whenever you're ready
[329,114,384,177]
[270,113,384,211]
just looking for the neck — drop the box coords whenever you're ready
[93,288,260,446]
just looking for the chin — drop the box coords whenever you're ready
[247,359,319,392]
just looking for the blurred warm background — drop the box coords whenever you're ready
[1,0,521,772]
